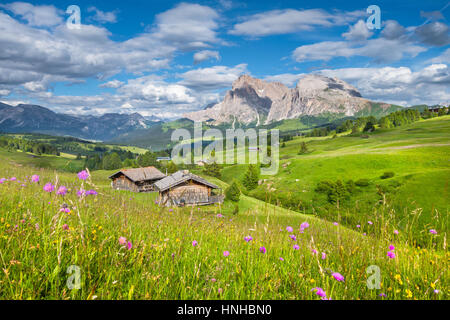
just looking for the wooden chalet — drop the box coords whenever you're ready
[154,170,224,207]
[109,166,166,192]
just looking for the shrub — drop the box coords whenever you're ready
[355,179,370,187]
[225,180,241,202]
[298,142,309,155]
[242,164,259,191]
[203,162,221,178]
[380,172,395,179]
[315,179,356,204]
[232,203,239,215]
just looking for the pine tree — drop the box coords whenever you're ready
[242,164,259,191]
[103,152,122,170]
[203,162,221,178]
[225,180,241,202]
[298,142,309,155]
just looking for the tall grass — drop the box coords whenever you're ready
[0,164,447,300]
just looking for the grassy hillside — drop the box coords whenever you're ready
[221,116,450,245]
[0,148,85,172]
[0,158,447,299]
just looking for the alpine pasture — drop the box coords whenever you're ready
[0,117,448,300]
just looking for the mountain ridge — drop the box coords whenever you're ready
[184,74,402,126]
[0,103,161,141]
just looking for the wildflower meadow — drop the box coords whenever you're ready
[0,163,447,300]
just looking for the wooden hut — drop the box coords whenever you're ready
[154,170,224,207]
[109,166,166,192]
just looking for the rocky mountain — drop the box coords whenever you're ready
[185,74,400,126]
[0,103,156,141]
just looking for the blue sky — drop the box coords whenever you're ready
[0,0,449,119]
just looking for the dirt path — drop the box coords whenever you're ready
[385,143,450,150]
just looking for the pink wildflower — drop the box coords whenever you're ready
[312,287,326,298]
[119,237,127,245]
[332,272,345,282]
[300,222,310,229]
[57,186,67,196]
[77,170,89,180]
[43,183,54,193]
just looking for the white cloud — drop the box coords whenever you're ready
[193,50,221,64]
[319,64,450,106]
[0,2,224,94]
[414,22,450,46]
[118,76,196,105]
[0,2,63,27]
[293,38,426,63]
[152,3,221,49]
[87,7,118,24]
[229,9,363,37]
[99,80,125,88]
[342,20,373,41]
[178,64,248,91]
[0,89,11,96]
[430,48,450,64]
[381,20,407,40]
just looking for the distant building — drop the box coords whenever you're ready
[156,157,171,162]
[154,170,224,207]
[109,166,166,192]
[196,160,207,166]
[428,106,445,113]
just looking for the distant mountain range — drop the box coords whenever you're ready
[184,74,403,126]
[1,74,436,148]
[0,102,161,141]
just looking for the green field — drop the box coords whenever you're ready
[0,116,448,300]
[222,116,450,242]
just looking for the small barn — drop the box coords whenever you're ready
[154,170,224,207]
[109,166,166,192]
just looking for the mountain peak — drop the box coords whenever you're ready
[184,73,397,125]
[296,74,362,98]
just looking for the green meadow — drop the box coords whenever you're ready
[0,116,448,300]
[222,116,450,243]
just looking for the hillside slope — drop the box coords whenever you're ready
[221,116,450,238]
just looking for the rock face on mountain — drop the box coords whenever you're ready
[185,74,392,125]
[0,103,154,141]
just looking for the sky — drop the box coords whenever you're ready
[0,0,449,119]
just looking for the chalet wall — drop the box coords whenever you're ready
[112,175,138,192]
[159,181,214,206]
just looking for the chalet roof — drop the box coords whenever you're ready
[154,170,219,192]
[109,166,166,182]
